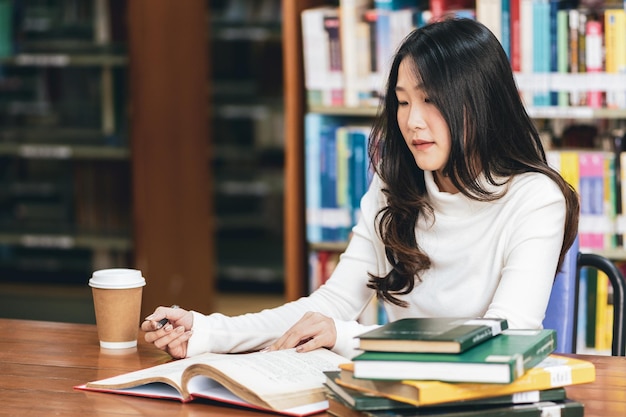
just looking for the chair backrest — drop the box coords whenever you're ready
[543,237,626,356]
[543,237,580,354]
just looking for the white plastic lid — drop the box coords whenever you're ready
[89,268,146,289]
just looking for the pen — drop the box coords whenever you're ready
[156,305,179,329]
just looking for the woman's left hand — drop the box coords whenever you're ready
[267,311,336,353]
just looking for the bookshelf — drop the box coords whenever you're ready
[281,0,626,357]
[209,0,285,292]
[0,0,215,321]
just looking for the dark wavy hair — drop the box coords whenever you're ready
[366,18,580,307]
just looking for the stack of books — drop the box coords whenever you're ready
[324,318,596,417]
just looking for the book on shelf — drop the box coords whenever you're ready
[340,0,374,107]
[356,317,509,353]
[326,396,583,417]
[325,371,568,412]
[604,8,626,109]
[585,18,603,108]
[301,7,344,108]
[305,114,373,244]
[77,348,351,417]
[351,329,556,384]
[336,354,595,407]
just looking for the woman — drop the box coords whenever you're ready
[142,18,579,360]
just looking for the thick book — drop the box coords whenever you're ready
[327,396,583,417]
[352,329,556,384]
[76,348,350,417]
[352,329,556,383]
[325,371,566,411]
[356,317,509,353]
[336,354,594,407]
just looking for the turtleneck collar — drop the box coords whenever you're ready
[424,170,507,217]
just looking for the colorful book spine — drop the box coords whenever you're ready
[335,126,352,242]
[304,113,326,243]
[578,152,605,251]
[556,9,568,107]
[595,270,611,352]
[321,118,340,241]
[585,19,603,108]
[532,0,550,106]
[568,8,583,106]
[604,9,626,109]
[501,0,511,58]
[348,125,372,225]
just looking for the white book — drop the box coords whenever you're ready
[340,0,371,107]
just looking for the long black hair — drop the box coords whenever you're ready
[367,18,580,307]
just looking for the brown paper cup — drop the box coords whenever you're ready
[89,269,146,349]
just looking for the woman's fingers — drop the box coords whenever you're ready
[270,312,336,352]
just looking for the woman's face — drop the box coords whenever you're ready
[396,58,456,193]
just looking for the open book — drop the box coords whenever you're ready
[77,348,350,416]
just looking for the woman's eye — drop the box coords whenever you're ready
[424,97,432,103]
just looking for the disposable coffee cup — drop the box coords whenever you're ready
[89,268,146,349]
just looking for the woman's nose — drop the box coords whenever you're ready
[408,107,426,130]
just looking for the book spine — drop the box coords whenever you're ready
[556,9,568,107]
[585,19,603,108]
[548,0,559,105]
[349,127,370,226]
[520,0,534,104]
[321,120,339,241]
[302,8,327,107]
[595,270,610,352]
[324,13,345,107]
[568,8,581,106]
[532,0,550,106]
[335,126,352,241]
[510,0,521,71]
[604,153,618,249]
[305,113,323,244]
[476,0,502,45]
[604,9,626,109]
[340,0,371,107]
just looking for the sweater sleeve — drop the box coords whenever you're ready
[185,176,387,358]
[484,174,567,329]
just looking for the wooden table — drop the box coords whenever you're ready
[1,318,625,416]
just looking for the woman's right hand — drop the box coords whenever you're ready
[141,306,194,359]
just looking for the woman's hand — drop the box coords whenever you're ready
[141,306,194,359]
[267,311,336,353]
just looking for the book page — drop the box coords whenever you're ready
[184,348,350,411]
[85,352,231,399]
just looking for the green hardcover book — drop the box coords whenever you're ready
[352,329,556,384]
[327,397,583,417]
[325,371,567,411]
[357,318,509,353]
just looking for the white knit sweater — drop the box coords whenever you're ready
[187,170,566,359]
